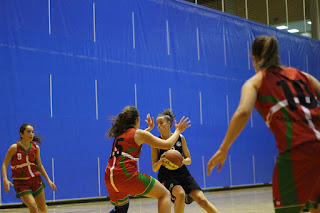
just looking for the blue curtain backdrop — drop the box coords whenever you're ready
[1,0,319,204]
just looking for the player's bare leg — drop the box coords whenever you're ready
[189,189,219,213]
[172,185,185,213]
[20,194,39,213]
[34,190,47,213]
[310,205,320,213]
[145,179,171,213]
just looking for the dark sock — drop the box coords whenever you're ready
[109,202,129,213]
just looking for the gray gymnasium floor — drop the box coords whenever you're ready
[1,187,274,213]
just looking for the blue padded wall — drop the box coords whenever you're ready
[1,0,320,204]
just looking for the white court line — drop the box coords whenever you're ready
[169,88,172,111]
[50,74,53,117]
[134,84,138,108]
[226,94,230,126]
[166,20,170,55]
[252,155,256,184]
[250,113,253,127]
[97,158,101,197]
[229,155,232,186]
[202,156,206,188]
[48,0,51,34]
[52,158,55,201]
[199,91,203,125]
[223,34,227,66]
[93,3,96,42]
[132,12,135,49]
[196,27,200,60]
[95,80,98,120]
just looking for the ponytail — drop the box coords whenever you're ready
[106,106,139,139]
[252,36,284,71]
[32,135,43,145]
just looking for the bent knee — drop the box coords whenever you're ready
[163,189,171,198]
[174,190,185,199]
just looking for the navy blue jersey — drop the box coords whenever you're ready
[158,135,191,180]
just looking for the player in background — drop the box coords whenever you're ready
[207,35,320,213]
[152,109,219,213]
[2,123,57,213]
[105,106,190,213]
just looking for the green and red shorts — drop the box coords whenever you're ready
[105,169,155,206]
[273,141,320,213]
[13,176,45,198]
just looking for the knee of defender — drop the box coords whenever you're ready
[164,189,171,197]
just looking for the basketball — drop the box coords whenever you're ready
[163,150,183,170]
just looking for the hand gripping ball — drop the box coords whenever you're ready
[163,150,183,170]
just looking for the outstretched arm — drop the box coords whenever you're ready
[135,116,191,149]
[207,73,261,176]
[36,146,57,191]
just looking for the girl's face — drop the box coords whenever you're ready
[156,117,171,134]
[136,117,140,129]
[20,125,34,142]
[252,56,260,73]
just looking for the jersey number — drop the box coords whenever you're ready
[110,138,124,159]
[276,80,317,111]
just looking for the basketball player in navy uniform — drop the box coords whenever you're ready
[151,109,219,213]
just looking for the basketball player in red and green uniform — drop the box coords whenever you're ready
[104,106,190,213]
[2,123,57,213]
[152,109,219,213]
[207,36,320,213]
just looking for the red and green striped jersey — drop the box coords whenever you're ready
[11,142,40,179]
[255,67,320,154]
[107,128,142,177]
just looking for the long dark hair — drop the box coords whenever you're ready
[251,36,284,71]
[158,109,176,128]
[106,106,140,139]
[19,123,43,145]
